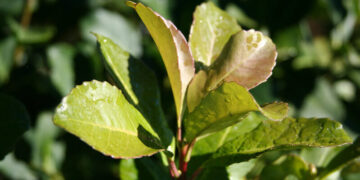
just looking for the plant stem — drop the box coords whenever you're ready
[179,139,196,180]
[169,159,180,179]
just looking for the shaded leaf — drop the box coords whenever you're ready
[136,157,171,180]
[205,115,352,167]
[189,2,241,66]
[0,154,36,180]
[319,137,360,179]
[129,2,195,122]
[299,78,345,122]
[185,83,288,142]
[197,167,229,180]
[187,30,277,111]
[25,112,65,176]
[0,37,16,85]
[227,159,256,180]
[54,80,164,158]
[0,94,30,160]
[94,33,174,152]
[259,155,314,180]
[341,159,360,180]
[8,18,55,44]
[47,43,75,96]
[120,159,138,180]
[80,9,142,58]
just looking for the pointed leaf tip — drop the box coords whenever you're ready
[126,1,136,8]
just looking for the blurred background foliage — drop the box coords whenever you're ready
[0,0,359,179]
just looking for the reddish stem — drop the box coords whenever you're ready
[169,159,180,178]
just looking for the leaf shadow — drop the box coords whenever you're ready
[137,125,163,150]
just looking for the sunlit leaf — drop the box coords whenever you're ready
[54,80,164,158]
[0,37,16,85]
[47,43,75,96]
[205,115,352,167]
[189,2,241,66]
[191,112,263,156]
[0,94,30,160]
[187,30,277,111]
[129,2,195,123]
[185,83,288,143]
[94,33,174,152]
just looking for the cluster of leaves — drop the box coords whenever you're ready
[1,0,360,179]
[51,1,359,179]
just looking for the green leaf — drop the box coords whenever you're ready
[227,159,256,180]
[120,159,138,180]
[8,18,55,44]
[318,137,360,179]
[341,159,360,180]
[0,94,30,160]
[187,30,277,111]
[0,154,37,180]
[25,112,65,176]
[129,2,195,122]
[94,33,174,153]
[191,112,263,156]
[189,2,241,66]
[54,80,164,158]
[185,82,288,142]
[206,115,352,167]
[80,9,142,58]
[259,155,314,180]
[299,78,345,122]
[0,37,16,85]
[136,157,171,180]
[47,43,76,96]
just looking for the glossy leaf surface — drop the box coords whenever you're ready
[189,2,241,66]
[95,33,173,150]
[184,83,288,142]
[0,94,30,160]
[206,116,352,167]
[187,30,277,111]
[130,2,195,122]
[54,81,163,158]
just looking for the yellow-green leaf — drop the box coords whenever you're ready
[54,80,164,158]
[189,2,241,66]
[129,2,195,123]
[94,33,174,152]
[206,116,352,167]
[184,82,288,143]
